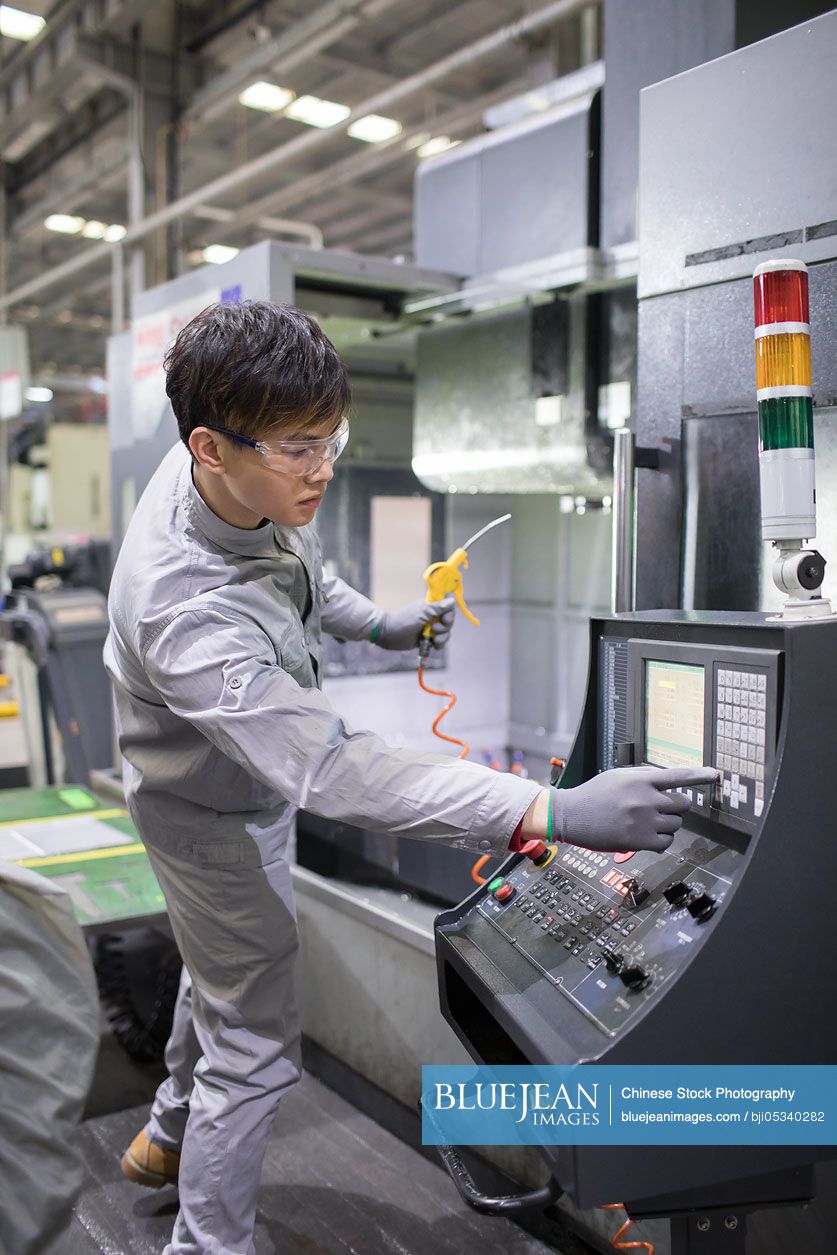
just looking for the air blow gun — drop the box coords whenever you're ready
[419,513,511,660]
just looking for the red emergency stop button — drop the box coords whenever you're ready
[494,883,515,903]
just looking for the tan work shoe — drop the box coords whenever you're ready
[121,1129,180,1188]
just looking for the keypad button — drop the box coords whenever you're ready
[756,746,765,763]
[739,784,748,804]
[755,782,764,800]
[758,674,766,691]
[754,799,764,817]
[755,763,764,781]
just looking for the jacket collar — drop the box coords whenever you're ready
[182,456,278,558]
[180,450,320,568]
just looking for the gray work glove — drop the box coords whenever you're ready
[550,766,719,854]
[374,595,456,652]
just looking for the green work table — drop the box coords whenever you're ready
[0,786,166,930]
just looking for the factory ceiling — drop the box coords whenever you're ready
[0,0,599,383]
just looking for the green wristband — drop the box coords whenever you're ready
[369,623,380,643]
[546,792,553,843]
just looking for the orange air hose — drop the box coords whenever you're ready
[599,1204,656,1254]
[417,664,489,885]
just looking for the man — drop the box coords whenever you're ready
[104,300,715,1255]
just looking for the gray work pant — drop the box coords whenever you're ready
[141,831,302,1255]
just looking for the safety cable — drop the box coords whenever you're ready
[599,1203,656,1254]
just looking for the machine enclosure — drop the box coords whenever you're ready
[435,610,836,1210]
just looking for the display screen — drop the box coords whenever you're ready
[644,660,705,770]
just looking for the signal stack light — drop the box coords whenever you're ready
[753,260,832,619]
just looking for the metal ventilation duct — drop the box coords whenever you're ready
[413,300,614,496]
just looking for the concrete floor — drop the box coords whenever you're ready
[53,1078,571,1255]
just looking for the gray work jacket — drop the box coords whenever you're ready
[104,444,540,862]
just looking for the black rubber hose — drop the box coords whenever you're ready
[419,1097,563,1216]
[93,933,182,1064]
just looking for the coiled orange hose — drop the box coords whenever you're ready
[599,1204,655,1253]
[417,665,489,885]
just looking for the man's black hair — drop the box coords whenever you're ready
[164,299,351,448]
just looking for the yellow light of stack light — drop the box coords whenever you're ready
[755,333,812,392]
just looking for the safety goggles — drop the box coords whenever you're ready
[204,418,349,477]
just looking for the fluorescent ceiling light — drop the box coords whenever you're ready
[203,244,239,265]
[0,6,45,41]
[25,386,53,403]
[81,220,107,239]
[238,81,294,113]
[347,114,402,143]
[417,136,460,159]
[45,214,85,235]
[284,94,350,129]
[103,223,127,242]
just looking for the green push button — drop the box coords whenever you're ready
[488,877,505,893]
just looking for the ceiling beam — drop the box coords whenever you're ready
[211,73,532,233]
[0,0,592,312]
[183,0,405,123]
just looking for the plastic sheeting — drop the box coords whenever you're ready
[0,859,98,1255]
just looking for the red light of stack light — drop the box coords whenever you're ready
[754,266,809,327]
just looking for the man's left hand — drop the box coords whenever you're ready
[374,595,456,651]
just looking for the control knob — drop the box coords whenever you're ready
[663,881,691,907]
[619,965,652,992]
[686,892,716,923]
[623,878,650,909]
[602,950,624,975]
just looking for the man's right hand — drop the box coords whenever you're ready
[549,765,719,854]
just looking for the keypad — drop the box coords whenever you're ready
[715,668,767,819]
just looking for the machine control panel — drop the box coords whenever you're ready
[600,638,781,835]
[458,626,783,1039]
[476,834,737,1038]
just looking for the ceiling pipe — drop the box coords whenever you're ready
[191,205,324,250]
[0,0,597,313]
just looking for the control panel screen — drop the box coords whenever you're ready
[644,661,705,770]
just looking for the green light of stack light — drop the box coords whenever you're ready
[757,395,814,452]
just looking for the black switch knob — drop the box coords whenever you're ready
[686,893,716,922]
[623,878,650,908]
[664,881,690,906]
[619,966,652,992]
[603,950,624,975]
